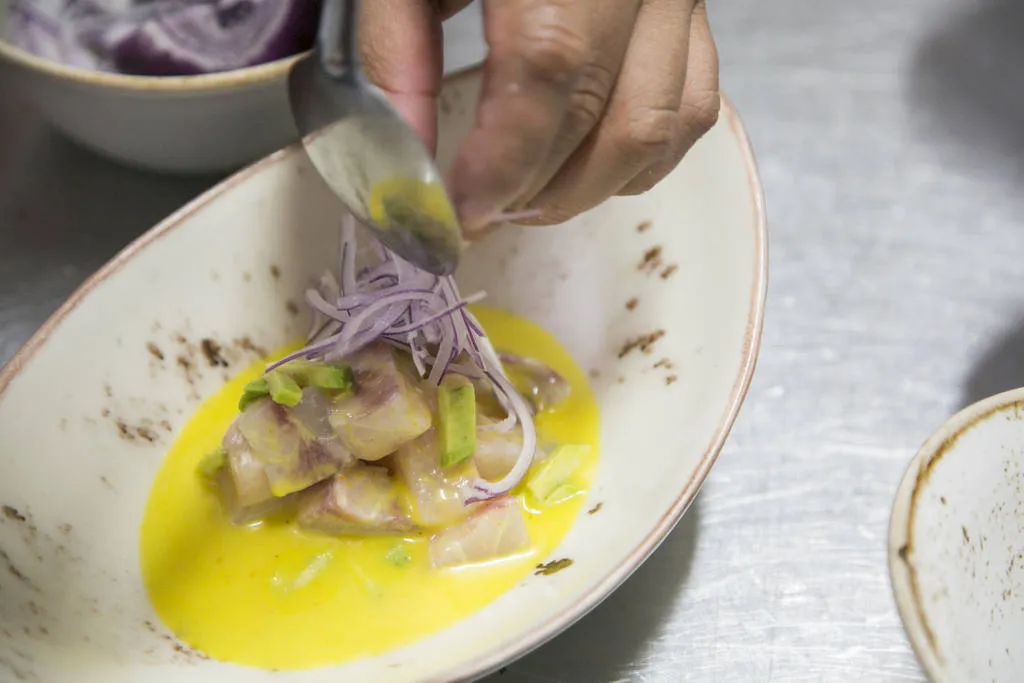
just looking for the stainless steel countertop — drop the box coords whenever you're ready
[3,0,1020,680]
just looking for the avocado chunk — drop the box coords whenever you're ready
[526,444,590,507]
[284,361,354,392]
[385,544,413,567]
[266,370,303,407]
[437,374,477,468]
[196,446,228,483]
[238,377,270,412]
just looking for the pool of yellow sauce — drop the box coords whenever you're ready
[139,305,600,670]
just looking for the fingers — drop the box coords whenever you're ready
[522,0,694,224]
[447,0,594,231]
[514,1,642,205]
[618,2,719,196]
[359,0,473,152]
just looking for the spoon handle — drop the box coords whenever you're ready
[317,0,362,80]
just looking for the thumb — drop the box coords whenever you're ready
[358,0,446,152]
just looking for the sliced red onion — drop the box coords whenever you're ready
[273,215,540,500]
[7,0,319,76]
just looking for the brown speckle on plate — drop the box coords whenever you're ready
[235,336,268,358]
[146,342,165,361]
[587,503,603,515]
[625,297,638,311]
[535,558,573,576]
[2,506,26,523]
[654,358,674,369]
[637,220,652,233]
[618,330,666,358]
[588,369,600,379]
[638,246,662,274]
[660,264,679,279]
[242,271,252,282]
[286,300,300,316]
[270,265,281,279]
[200,339,228,368]
[177,356,198,387]
[1,550,38,592]
[665,375,678,385]
[116,420,135,441]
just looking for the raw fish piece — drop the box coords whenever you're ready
[394,430,479,527]
[298,464,417,536]
[428,497,530,568]
[329,343,432,461]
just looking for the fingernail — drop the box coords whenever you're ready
[454,198,496,234]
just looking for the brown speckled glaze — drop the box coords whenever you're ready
[890,389,1024,683]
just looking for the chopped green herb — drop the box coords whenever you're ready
[266,370,302,407]
[385,544,412,567]
[535,558,574,576]
[238,376,269,411]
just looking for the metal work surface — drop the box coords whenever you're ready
[1,1,1019,680]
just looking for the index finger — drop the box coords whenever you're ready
[447,0,593,231]
[359,0,472,152]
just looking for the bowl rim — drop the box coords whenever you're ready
[888,386,1024,683]
[0,27,306,92]
[0,70,769,682]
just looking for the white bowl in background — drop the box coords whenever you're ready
[0,2,486,174]
[0,68,766,682]
[889,389,1024,683]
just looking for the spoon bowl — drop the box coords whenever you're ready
[288,0,463,275]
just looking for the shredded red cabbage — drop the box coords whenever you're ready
[268,215,539,501]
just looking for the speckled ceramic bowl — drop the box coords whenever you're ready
[0,68,766,682]
[889,389,1024,683]
[0,3,484,174]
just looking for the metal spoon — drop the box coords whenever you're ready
[288,0,463,276]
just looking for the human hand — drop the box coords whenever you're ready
[359,0,720,233]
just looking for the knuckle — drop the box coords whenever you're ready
[618,105,679,162]
[564,61,617,132]
[619,168,663,196]
[683,90,721,135]
[516,18,588,85]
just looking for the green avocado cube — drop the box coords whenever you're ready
[437,374,477,468]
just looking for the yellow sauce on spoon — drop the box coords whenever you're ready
[139,305,599,670]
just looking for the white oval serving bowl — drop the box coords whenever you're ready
[0,3,485,174]
[889,389,1024,683]
[0,69,767,682]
